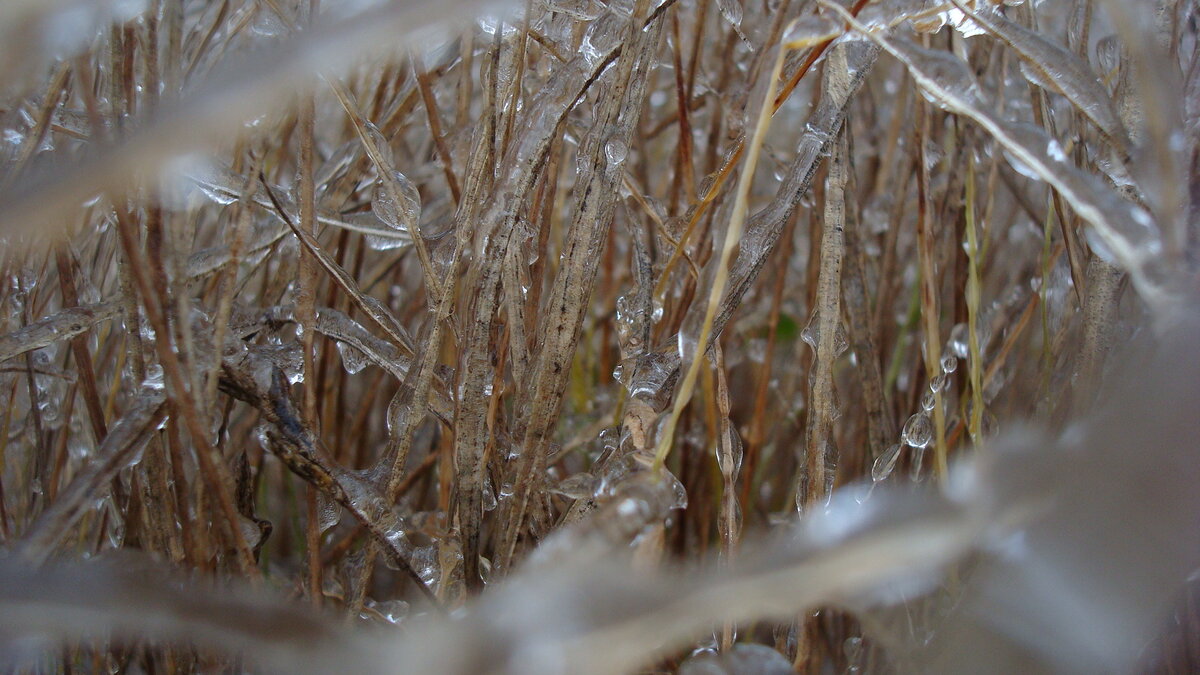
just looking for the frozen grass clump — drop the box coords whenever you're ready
[0,0,1198,671]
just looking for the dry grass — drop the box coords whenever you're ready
[0,0,1198,672]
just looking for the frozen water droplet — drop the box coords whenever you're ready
[345,212,411,251]
[599,427,620,454]
[363,123,394,167]
[238,515,264,550]
[614,294,638,345]
[715,425,743,478]
[621,352,674,409]
[612,360,628,386]
[482,476,497,512]
[803,122,833,148]
[716,0,742,27]
[372,171,421,235]
[1095,34,1120,74]
[651,297,665,322]
[374,599,408,625]
[550,472,597,500]
[616,495,651,521]
[382,526,411,562]
[843,636,864,661]
[476,554,493,585]
[189,162,239,205]
[604,138,628,165]
[254,424,272,450]
[948,323,969,359]
[662,466,691,506]
[191,186,237,211]
[579,12,624,66]
[902,413,933,448]
[412,545,440,588]
[871,444,903,482]
[930,373,948,393]
[800,321,817,350]
[920,390,936,411]
[256,343,304,384]
[250,8,286,37]
[800,309,849,356]
[940,354,958,374]
[336,341,369,374]
[142,363,164,390]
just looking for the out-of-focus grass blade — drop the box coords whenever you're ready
[0,0,499,248]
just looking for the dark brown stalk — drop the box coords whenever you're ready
[298,1,323,603]
[413,58,463,205]
[52,248,107,443]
